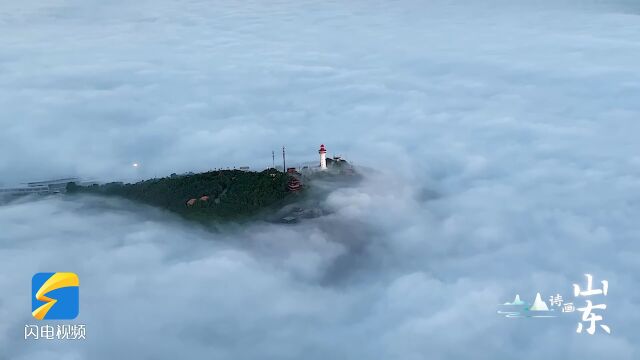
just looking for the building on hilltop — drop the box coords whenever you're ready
[325,155,347,167]
[287,177,302,192]
[274,144,354,177]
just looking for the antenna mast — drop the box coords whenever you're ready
[282,146,286,172]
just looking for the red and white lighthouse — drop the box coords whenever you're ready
[319,144,327,170]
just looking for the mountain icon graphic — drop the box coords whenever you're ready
[504,294,526,305]
[528,292,550,311]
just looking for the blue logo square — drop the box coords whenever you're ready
[32,272,79,320]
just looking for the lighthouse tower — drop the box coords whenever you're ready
[319,144,327,170]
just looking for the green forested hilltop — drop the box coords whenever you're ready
[66,169,294,221]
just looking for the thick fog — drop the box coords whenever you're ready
[1,0,639,359]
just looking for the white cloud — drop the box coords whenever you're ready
[1,0,640,359]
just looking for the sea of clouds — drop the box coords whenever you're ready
[1,0,640,359]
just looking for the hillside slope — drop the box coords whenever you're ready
[67,169,295,221]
